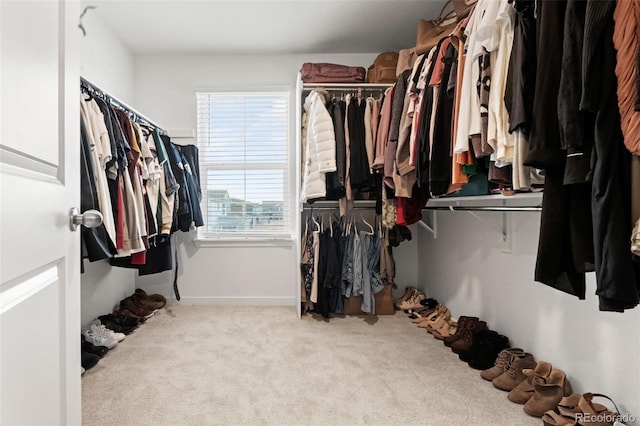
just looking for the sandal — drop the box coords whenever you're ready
[411,307,437,323]
[414,305,444,325]
[432,319,457,340]
[557,393,607,420]
[576,393,621,426]
[542,409,575,426]
[417,305,450,329]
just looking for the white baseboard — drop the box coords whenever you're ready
[165,296,296,306]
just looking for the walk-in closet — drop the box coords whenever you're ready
[1,0,639,425]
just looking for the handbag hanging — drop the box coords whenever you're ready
[415,1,458,55]
[451,0,477,20]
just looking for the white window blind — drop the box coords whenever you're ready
[196,91,290,238]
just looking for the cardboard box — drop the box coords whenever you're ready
[343,284,395,315]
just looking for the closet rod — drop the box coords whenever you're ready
[303,83,393,89]
[422,206,542,212]
[302,206,378,211]
[80,76,167,135]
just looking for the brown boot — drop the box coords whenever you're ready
[508,361,553,404]
[134,288,167,310]
[523,369,573,417]
[451,320,487,354]
[480,348,524,382]
[444,316,475,347]
[492,352,537,391]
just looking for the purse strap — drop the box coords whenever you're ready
[434,1,457,26]
[437,1,457,21]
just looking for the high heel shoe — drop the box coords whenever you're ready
[556,393,608,420]
[576,393,620,425]
[417,305,450,329]
[543,393,617,426]
[411,307,438,323]
[432,319,457,340]
[426,309,452,333]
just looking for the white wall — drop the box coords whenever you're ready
[417,209,640,422]
[79,6,135,104]
[133,53,417,304]
[79,8,137,325]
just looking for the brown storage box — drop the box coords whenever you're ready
[343,284,395,315]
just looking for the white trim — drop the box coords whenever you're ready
[166,296,296,306]
[194,85,291,94]
[0,265,58,315]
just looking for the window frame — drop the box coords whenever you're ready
[194,87,294,244]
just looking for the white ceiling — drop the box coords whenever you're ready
[86,0,447,55]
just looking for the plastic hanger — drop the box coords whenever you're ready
[362,213,375,236]
[312,214,320,232]
[329,212,334,238]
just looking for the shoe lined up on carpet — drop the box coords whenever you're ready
[80,288,166,373]
[400,294,625,425]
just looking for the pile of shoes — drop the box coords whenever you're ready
[80,288,166,374]
[401,292,624,425]
[394,287,426,311]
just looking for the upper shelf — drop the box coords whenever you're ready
[424,191,543,212]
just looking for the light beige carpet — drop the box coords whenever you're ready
[82,306,540,426]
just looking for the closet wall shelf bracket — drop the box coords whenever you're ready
[418,210,437,239]
[421,194,544,252]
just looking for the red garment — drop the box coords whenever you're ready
[396,185,429,226]
[131,251,146,265]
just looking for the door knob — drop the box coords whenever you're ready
[69,207,103,231]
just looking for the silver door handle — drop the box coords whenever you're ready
[69,207,103,231]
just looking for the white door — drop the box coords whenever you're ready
[0,1,81,425]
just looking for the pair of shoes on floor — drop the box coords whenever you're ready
[458,329,510,370]
[416,305,450,330]
[82,349,100,371]
[117,288,166,318]
[81,334,109,358]
[410,307,437,322]
[542,393,621,425]
[394,287,425,311]
[423,306,457,340]
[445,316,488,354]
[94,316,138,335]
[481,348,537,391]
[507,361,574,418]
[81,323,121,350]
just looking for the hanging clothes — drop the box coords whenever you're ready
[326,99,347,200]
[301,89,337,203]
[80,113,117,264]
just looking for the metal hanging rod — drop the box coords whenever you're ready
[303,83,393,89]
[422,205,542,212]
[303,206,379,211]
[80,76,167,135]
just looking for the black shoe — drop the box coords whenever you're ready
[81,350,100,370]
[463,330,510,370]
[81,335,109,358]
[459,329,500,363]
[419,297,438,309]
[98,313,140,328]
[96,319,137,335]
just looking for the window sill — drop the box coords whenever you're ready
[193,237,294,248]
